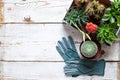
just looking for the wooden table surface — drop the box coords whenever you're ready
[0,0,120,80]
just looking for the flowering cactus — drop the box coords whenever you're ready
[86,22,98,33]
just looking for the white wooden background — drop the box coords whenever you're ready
[0,0,120,80]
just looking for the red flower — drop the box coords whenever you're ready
[86,22,98,33]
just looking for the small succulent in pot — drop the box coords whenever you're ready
[85,0,105,24]
[65,8,88,30]
[102,0,120,26]
[81,41,98,58]
[96,23,120,46]
[74,0,89,8]
[80,40,101,59]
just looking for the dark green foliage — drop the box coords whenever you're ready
[65,8,88,27]
[102,0,120,26]
[64,8,91,41]
[97,24,118,45]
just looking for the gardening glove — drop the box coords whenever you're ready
[56,36,106,77]
[64,59,105,76]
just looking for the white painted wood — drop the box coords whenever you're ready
[0,25,5,61]
[1,24,82,61]
[3,0,115,23]
[0,62,118,80]
[0,24,119,61]
[3,0,72,23]
[101,42,120,61]
[0,0,120,79]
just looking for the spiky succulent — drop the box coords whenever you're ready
[79,0,88,3]
[75,0,88,7]
[97,23,119,45]
[86,0,105,20]
[81,41,98,58]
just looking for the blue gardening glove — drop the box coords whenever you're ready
[56,36,105,77]
[56,36,80,64]
[64,59,105,76]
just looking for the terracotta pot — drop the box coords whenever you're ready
[79,39,101,60]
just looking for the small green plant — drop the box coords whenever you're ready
[86,0,105,20]
[81,41,98,58]
[97,23,119,45]
[65,8,88,28]
[65,8,91,41]
[79,0,88,3]
[75,0,88,7]
[102,0,120,26]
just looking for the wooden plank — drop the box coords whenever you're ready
[118,62,120,80]
[2,0,114,23]
[0,62,119,80]
[3,0,72,23]
[0,24,119,61]
[0,0,4,24]
[0,25,5,61]
[1,24,83,61]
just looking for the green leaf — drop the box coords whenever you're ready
[110,17,115,23]
[105,39,112,46]
[117,17,120,26]
[97,24,119,45]
[65,8,87,28]
[102,14,111,21]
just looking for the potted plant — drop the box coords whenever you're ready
[80,39,102,59]
[63,0,120,60]
[85,0,105,24]
[74,0,90,8]
[64,8,101,59]
[102,0,120,26]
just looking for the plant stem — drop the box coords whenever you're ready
[71,20,91,41]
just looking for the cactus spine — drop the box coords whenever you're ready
[85,0,105,20]
[75,0,88,7]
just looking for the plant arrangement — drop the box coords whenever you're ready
[64,0,120,59]
[85,0,105,24]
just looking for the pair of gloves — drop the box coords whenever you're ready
[56,36,105,77]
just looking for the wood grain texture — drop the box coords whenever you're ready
[0,0,4,23]
[0,24,82,61]
[0,24,119,61]
[118,62,120,80]
[0,62,118,80]
[0,0,120,80]
[2,0,114,23]
[0,62,3,79]
[3,0,72,23]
